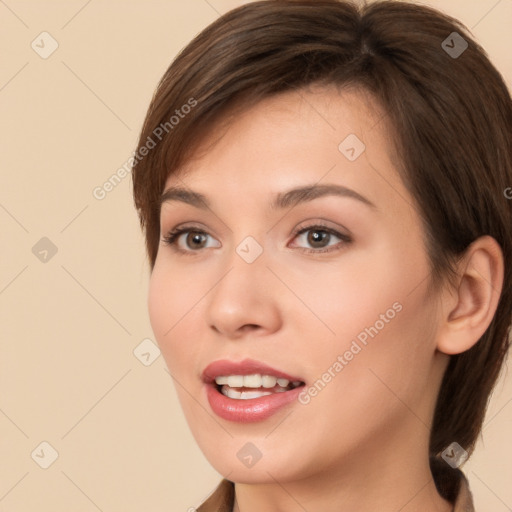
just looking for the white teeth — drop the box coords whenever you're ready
[221,387,273,400]
[227,375,244,387]
[262,375,277,388]
[214,374,295,388]
[243,374,261,387]
[222,387,241,399]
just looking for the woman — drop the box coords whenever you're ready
[131,1,512,510]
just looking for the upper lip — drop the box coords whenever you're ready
[202,358,305,384]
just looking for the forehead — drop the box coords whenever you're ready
[198,85,385,147]
[161,86,407,212]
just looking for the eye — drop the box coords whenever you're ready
[290,223,352,254]
[161,226,220,255]
[161,222,352,256]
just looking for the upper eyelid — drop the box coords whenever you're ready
[290,225,350,245]
[163,217,348,233]
[164,221,346,237]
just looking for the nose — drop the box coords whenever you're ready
[205,249,282,339]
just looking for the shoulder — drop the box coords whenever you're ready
[196,478,234,512]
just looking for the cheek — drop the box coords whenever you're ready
[285,240,420,348]
[147,265,170,340]
[148,263,197,374]
[332,284,436,412]
[297,234,436,391]
[296,290,438,452]
[148,258,201,336]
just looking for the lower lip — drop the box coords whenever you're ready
[205,383,304,423]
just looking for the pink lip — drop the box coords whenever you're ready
[202,358,305,423]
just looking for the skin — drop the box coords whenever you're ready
[148,86,503,512]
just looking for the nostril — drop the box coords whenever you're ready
[242,324,261,331]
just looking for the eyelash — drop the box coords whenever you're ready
[161,223,352,256]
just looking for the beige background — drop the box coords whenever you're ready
[0,0,511,510]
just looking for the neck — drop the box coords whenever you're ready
[232,440,453,512]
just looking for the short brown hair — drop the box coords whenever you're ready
[132,0,512,458]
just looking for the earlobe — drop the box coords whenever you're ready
[437,235,504,355]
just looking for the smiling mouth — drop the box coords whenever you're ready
[214,374,304,400]
[202,359,307,422]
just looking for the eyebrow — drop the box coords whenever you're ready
[160,183,376,211]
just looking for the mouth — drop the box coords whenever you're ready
[214,374,304,399]
[202,359,306,422]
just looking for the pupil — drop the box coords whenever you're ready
[189,232,206,248]
[309,230,328,247]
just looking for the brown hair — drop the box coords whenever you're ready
[132,0,512,459]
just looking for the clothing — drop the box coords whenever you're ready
[196,457,475,511]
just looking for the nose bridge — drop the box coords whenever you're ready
[205,234,281,336]
[215,234,269,304]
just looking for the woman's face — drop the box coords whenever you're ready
[148,87,449,483]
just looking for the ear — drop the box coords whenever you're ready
[436,235,504,355]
